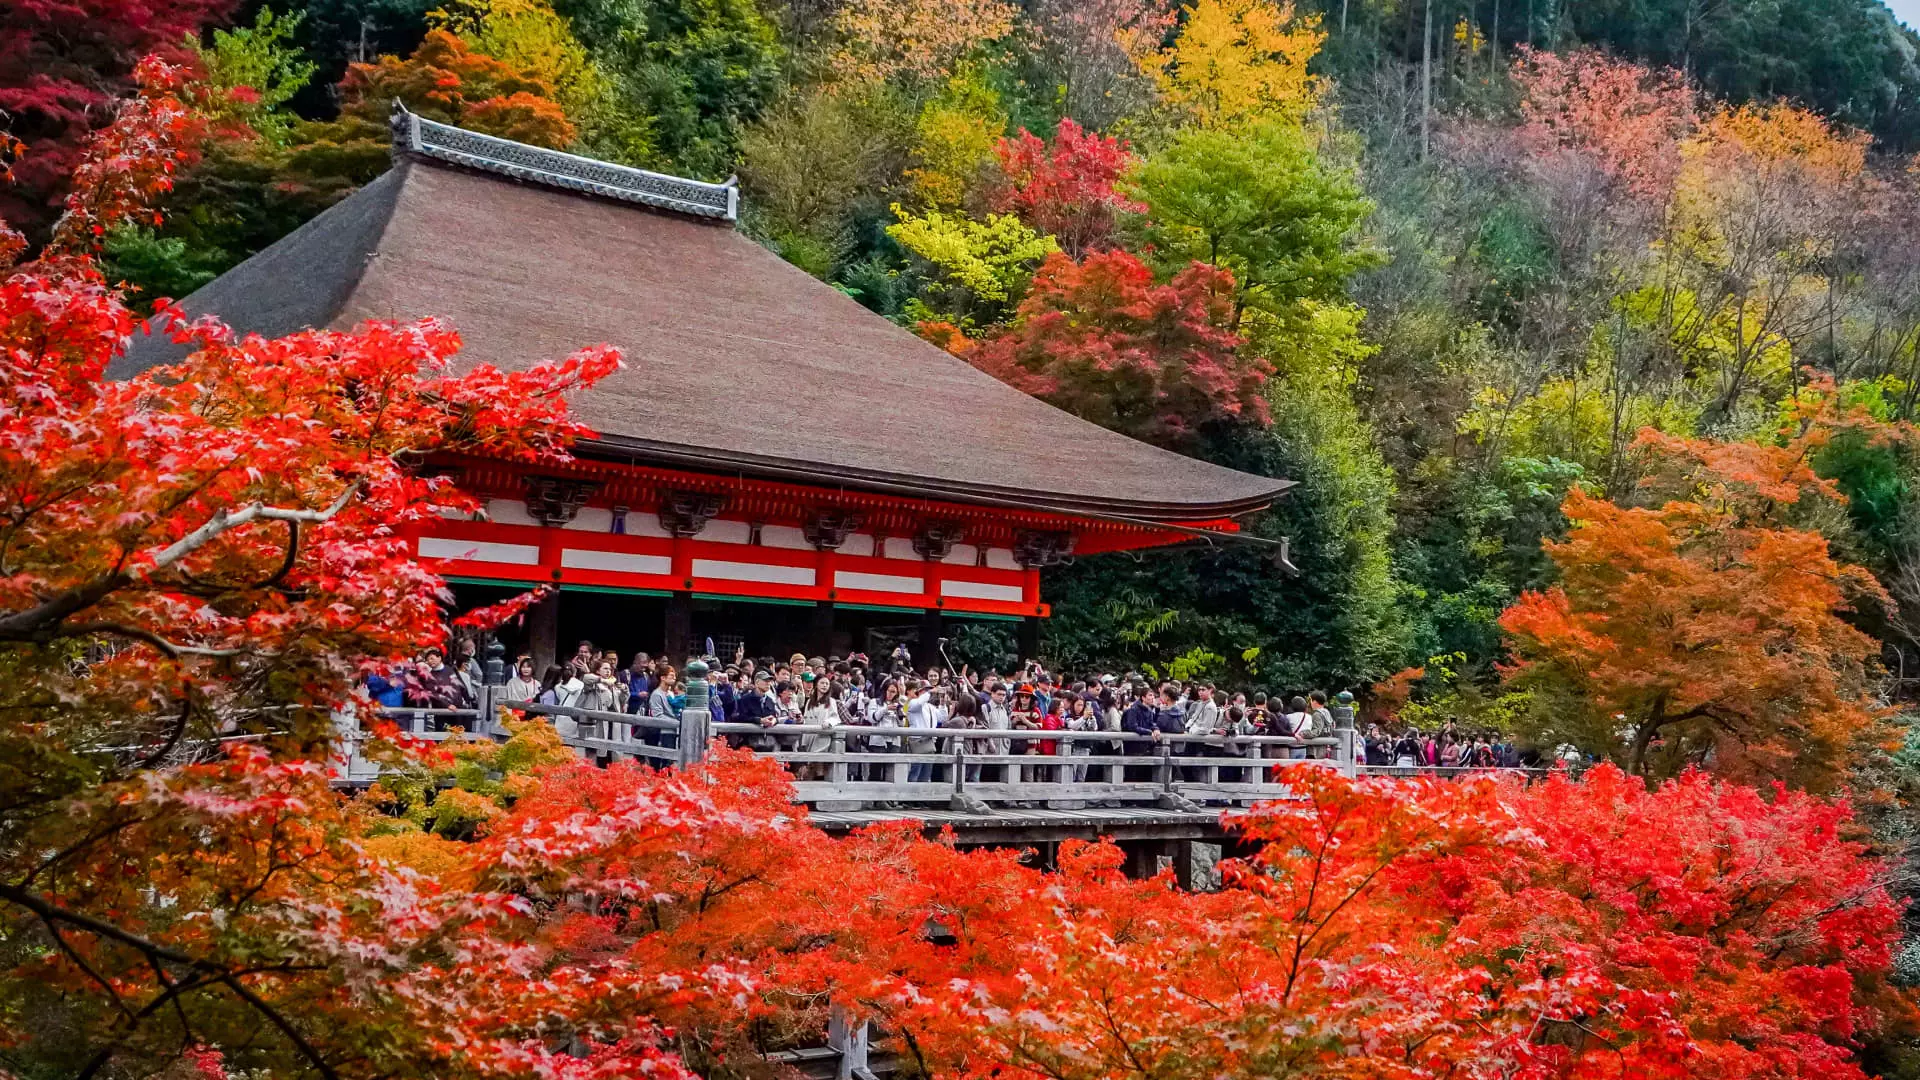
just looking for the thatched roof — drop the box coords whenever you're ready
[113,113,1290,520]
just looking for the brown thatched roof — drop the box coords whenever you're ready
[113,116,1291,520]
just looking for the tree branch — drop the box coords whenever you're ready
[133,696,195,771]
[0,883,339,1080]
[0,483,359,643]
[143,484,360,578]
[60,622,243,660]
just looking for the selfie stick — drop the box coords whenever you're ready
[936,636,959,678]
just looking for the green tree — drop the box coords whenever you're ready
[1045,303,1409,690]
[739,86,906,276]
[554,0,786,177]
[1128,118,1376,325]
[189,7,318,145]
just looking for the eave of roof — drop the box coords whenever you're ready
[573,432,1295,521]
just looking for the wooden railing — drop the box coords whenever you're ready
[334,688,1357,811]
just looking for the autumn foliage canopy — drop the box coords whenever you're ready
[0,38,1912,1080]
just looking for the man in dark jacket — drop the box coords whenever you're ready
[1121,683,1160,781]
[1121,683,1159,754]
[730,670,778,749]
[406,647,471,710]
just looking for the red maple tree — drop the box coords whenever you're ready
[960,248,1269,445]
[0,0,229,239]
[829,764,1907,1080]
[989,118,1144,257]
[0,68,624,1076]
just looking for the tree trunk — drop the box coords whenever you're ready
[1627,718,1659,777]
[1421,0,1434,158]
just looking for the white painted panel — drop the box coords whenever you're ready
[437,505,478,520]
[941,578,1025,603]
[836,570,924,594]
[985,547,1021,571]
[841,533,876,557]
[703,519,752,544]
[882,537,921,561]
[624,512,671,538]
[941,543,979,566]
[419,537,540,565]
[560,548,672,575]
[560,507,614,532]
[759,524,813,550]
[692,559,815,586]
[484,498,539,526]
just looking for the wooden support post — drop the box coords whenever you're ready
[665,590,693,662]
[1123,840,1172,880]
[1156,744,1200,812]
[1018,615,1040,663]
[828,729,848,785]
[474,684,501,739]
[918,608,942,672]
[678,710,709,769]
[810,600,835,658]
[826,1006,870,1080]
[949,739,986,813]
[1174,840,1224,892]
[527,589,559,672]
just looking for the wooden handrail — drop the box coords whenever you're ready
[336,690,1364,803]
[707,723,1341,748]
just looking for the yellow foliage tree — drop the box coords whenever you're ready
[1661,103,1869,423]
[887,204,1057,323]
[905,66,1006,208]
[1147,0,1324,128]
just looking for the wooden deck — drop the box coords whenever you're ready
[805,803,1228,842]
[342,691,1352,846]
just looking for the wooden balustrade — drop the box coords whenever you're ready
[331,688,1359,811]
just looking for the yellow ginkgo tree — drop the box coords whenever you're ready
[1146,0,1324,129]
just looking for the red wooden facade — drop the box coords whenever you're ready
[411,454,1238,618]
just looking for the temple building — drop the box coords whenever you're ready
[114,109,1292,667]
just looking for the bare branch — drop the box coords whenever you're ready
[0,482,360,643]
[143,483,360,578]
[59,622,243,660]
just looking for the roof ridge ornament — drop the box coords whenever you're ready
[388,101,738,223]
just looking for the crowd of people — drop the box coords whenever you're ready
[1360,723,1533,770]
[365,638,1544,777]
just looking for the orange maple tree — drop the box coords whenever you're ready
[1499,425,1885,786]
[336,29,577,148]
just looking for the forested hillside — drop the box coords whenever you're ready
[9,0,1920,781]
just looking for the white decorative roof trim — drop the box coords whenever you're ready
[392,106,738,222]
